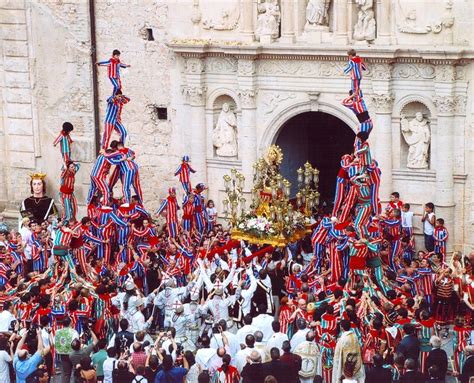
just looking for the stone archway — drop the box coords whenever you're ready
[275,111,355,203]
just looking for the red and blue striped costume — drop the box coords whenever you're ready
[192,190,207,235]
[332,156,351,217]
[311,217,337,272]
[417,317,435,373]
[53,131,73,164]
[156,188,179,238]
[344,56,367,95]
[366,160,381,215]
[353,177,372,239]
[433,226,448,260]
[59,163,80,221]
[70,222,102,274]
[53,227,76,268]
[354,139,372,167]
[381,216,402,271]
[31,232,46,272]
[174,156,196,194]
[385,200,403,217]
[102,95,130,150]
[181,195,195,232]
[88,154,113,205]
[452,325,471,375]
[97,57,127,95]
[107,148,143,204]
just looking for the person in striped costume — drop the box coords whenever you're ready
[344,49,367,96]
[175,155,196,194]
[452,317,471,376]
[52,220,78,269]
[53,122,74,164]
[332,155,352,218]
[416,310,436,374]
[59,161,80,221]
[433,218,448,262]
[102,90,130,150]
[351,174,373,239]
[96,49,130,95]
[192,183,209,236]
[87,152,114,205]
[156,187,179,239]
[181,193,195,233]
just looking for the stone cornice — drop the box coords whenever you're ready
[168,41,474,64]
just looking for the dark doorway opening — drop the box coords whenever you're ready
[275,112,355,205]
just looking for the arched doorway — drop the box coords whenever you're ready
[275,111,355,204]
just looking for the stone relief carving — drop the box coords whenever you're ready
[184,58,205,74]
[433,95,456,115]
[202,4,240,30]
[435,65,456,82]
[191,0,202,27]
[182,85,207,106]
[392,64,436,79]
[261,92,297,115]
[305,0,331,27]
[213,103,238,157]
[370,93,394,114]
[371,63,392,81]
[257,60,346,78]
[401,112,431,169]
[238,60,256,76]
[454,95,467,115]
[353,0,376,42]
[206,58,237,73]
[396,0,454,34]
[237,89,256,108]
[255,0,281,41]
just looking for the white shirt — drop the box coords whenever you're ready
[40,328,52,347]
[236,324,258,346]
[423,212,435,235]
[129,310,147,333]
[266,332,289,354]
[253,314,274,343]
[0,350,11,383]
[103,357,117,383]
[401,211,413,228]
[132,375,147,383]
[210,331,240,358]
[19,226,32,260]
[290,328,310,350]
[0,310,15,332]
[195,347,217,371]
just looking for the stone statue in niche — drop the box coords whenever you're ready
[353,0,376,42]
[306,0,331,26]
[401,112,431,169]
[213,103,238,157]
[256,0,281,41]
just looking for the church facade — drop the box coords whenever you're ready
[0,0,473,251]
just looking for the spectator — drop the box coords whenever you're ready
[154,354,188,383]
[112,360,134,383]
[0,302,16,334]
[113,320,134,355]
[396,324,420,362]
[212,354,240,383]
[69,330,99,382]
[13,329,50,383]
[144,354,160,383]
[458,345,474,383]
[279,340,302,383]
[401,358,424,383]
[102,348,117,383]
[261,348,287,383]
[425,365,444,382]
[0,337,13,383]
[183,351,200,383]
[425,336,447,380]
[92,339,108,382]
[77,356,97,383]
[130,342,146,371]
[366,353,392,383]
[55,317,79,383]
[131,365,146,383]
[241,351,265,383]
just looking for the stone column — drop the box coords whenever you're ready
[433,95,456,251]
[280,0,295,43]
[376,0,391,44]
[183,85,207,184]
[335,0,349,43]
[240,0,255,42]
[370,93,394,202]
[237,59,257,190]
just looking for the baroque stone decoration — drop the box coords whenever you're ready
[305,0,331,27]
[433,95,456,115]
[353,0,376,42]
[213,103,238,157]
[392,64,436,79]
[257,60,346,77]
[396,0,455,35]
[238,60,256,76]
[261,92,297,115]
[184,58,205,74]
[202,4,240,30]
[237,89,257,108]
[370,93,394,114]
[256,0,281,41]
[370,63,392,81]
[401,112,431,169]
[206,58,238,73]
[182,85,207,106]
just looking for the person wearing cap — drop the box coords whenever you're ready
[128,297,150,333]
[199,282,240,331]
[174,155,196,194]
[167,301,195,351]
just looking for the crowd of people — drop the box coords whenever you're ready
[0,49,473,383]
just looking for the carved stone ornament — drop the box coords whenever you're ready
[454,95,467,115]
[238,60,256,76]
[433,95,456,115]
[435,65,456,82]
[392,64,436,79]
[202,4,240,30]
[213,103,238,157]
[305,0,331,27]
[397,0,454,34]
[257,60,346,78]
[206,58,238,74]
[401,112,431,169]
[237,89,256,108]
[353,0,376,42]
[371,63,392,81]
[262,92,297,115]
[182,85,207,106]
[184,58,205,74]
[370,93,394,113]
[256,0,281,41]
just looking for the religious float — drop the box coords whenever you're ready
[223,145,319,247]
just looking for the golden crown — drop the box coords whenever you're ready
[29,172,47,180]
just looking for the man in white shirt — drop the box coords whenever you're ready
[253,304,274,343]
[290,318,310,351]
[266,321,289,355]
[210,320,239,358]
[236,314,258,346]
[235,334,263,373]
[0,302,16,333]
[102,348,117,383]
[19,218,33,270]
[195,334,228,374]
[128,298,151,333]
[238,264,258,316]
